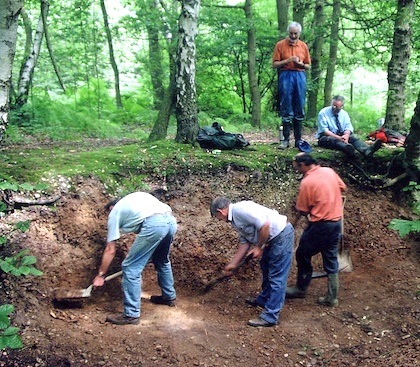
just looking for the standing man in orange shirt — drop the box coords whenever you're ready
[287,153,347,307]
[272,22,311,149]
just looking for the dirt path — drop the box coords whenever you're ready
[0,156,419,367]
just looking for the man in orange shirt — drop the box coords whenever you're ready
[272,22,311,149]
[287,153,347,307]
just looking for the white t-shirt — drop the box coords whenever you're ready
[107,192,171,242]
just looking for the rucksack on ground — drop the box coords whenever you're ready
[196,122,250,150]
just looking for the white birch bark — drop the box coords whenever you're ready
[175,0,200,143]
[0,0,23,141]
[16,4,47,107]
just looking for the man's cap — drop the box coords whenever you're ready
[297,140,312,153]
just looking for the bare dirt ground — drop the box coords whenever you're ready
[0,134,419,367]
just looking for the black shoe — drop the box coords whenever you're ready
[247,317,276,327]
[150,295,175,307]
[365,139,382,157]
[245,297,263,308]
[106,314,140,325]
[285,286,306,299]
[343,144,356,157]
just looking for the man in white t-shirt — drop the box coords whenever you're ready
[93,192,177,325]
[210,197,294,327]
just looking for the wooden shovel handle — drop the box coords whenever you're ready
[104,271,123,282]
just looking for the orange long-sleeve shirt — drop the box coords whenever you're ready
[272,38,311,71]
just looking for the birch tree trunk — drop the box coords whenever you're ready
[100,0,122,109]
[385,0,414,130]
[175,0,200,144]
[245,0,261,127]
[323,0,340,107]
[16,2,47,108]
[0,0,23,141]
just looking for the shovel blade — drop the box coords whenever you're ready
[53,285,92,301]
[338,234,353,272]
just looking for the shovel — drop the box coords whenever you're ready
[53,271,123,301]
[203,252,254,294]
[312,196,353,279]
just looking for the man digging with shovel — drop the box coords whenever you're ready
[287,153,347,307]
[93,192,178,325]
[210,197,294,327]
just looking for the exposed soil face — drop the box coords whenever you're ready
[0,138,419,367]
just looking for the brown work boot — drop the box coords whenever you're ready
[106,314,140,325]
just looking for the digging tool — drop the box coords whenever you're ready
[53,271,123,301]
[311,196,353,279]
[203,252,254,294]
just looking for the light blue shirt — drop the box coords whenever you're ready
[107,192,172,242]
[228,201,287,245]
[316,106,354,139]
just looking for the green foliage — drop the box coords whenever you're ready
[0,250,43,277]
[389,219,420,238]
[0,305,23,350]
[0,182,48,192]
[389,181,420,238]
[0,215,43,351]
[0,220,42,277]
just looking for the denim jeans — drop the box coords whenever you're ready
[255,223,294,324]
[121,213,177,318]
[296,220,341,278]
[278,70,307,124]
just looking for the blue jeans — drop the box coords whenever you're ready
[121,213,177,318]
[278,70,307,124]
[255,223,294,324]
[296,221,341,289]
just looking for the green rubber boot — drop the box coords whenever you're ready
[317,273,339,307]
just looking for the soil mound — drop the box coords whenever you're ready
[0,169,419,367]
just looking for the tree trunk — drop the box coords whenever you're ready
[100,0,122,109]
[385,0,414,131]
[148,57,177,141]
[293,0,309,27]
[307,0,325,120]
[323,0,340,107]
[41,0,65,93]
[404,90,420,183]
[15,2,47,108]
[145,0,165,111]
[244,0,261,128]
[0,0,23,141]
[276,0,290,37]
[175,0,200,144]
